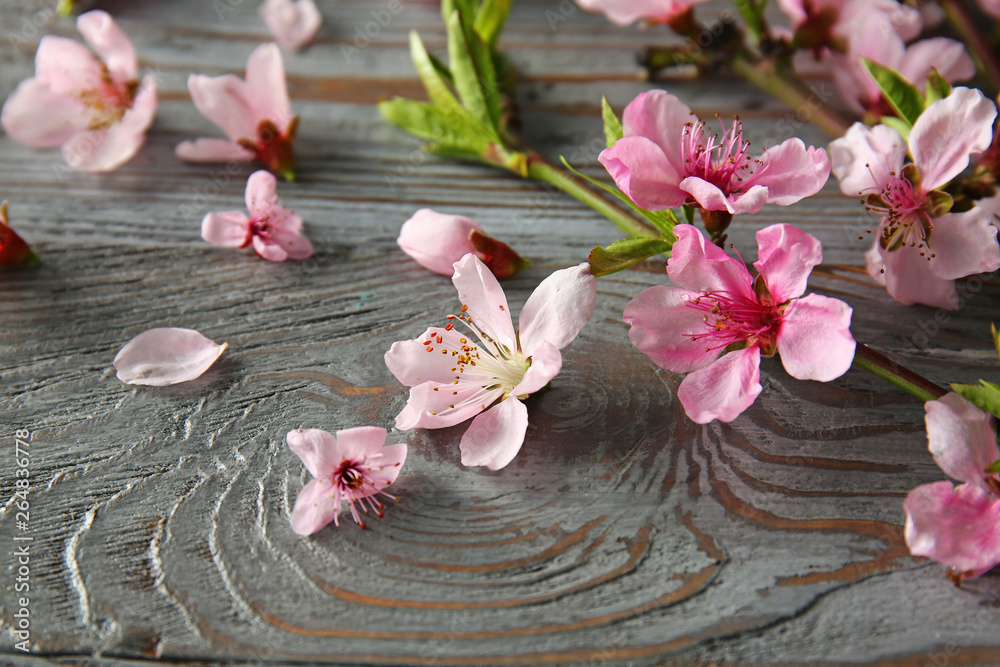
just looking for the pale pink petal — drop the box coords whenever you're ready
[753,223,823,302]
[266,228,314,260]
[829,123,906,196]
[0,78,87,148]
[245,43,292,131]
[877,243,959,309]
[831,22,904,115]
[677,345,762,423]
[366,442,407,487]
[666,224,754,297]
[865,242,887,286]
[385,327,481,387]
[187,73,257,142]
[253,235,288,261]
[245,170,279,215]
[679,177,768,215]
[926,206,1000,281]
[622,90,693,170]
[286,428,340,479]
[575,0,710,25]
[517,263,596,354]
[62,74,157,173]
[926,393,1000,487]
[395,383,503,430]
[397,209,480,276]
[979,0,1000,19]
[599,136,688,211]
[910,87,997,191]
[897,39,975,91]
[202,211,250,247]
[459,397,529,470]
[76,10,137,82]
[290,479,339,535]
[777,294,856,382]
[333,426,389,458]
[510,340,561,397]
[114,327,228,386]
[623,285,718,373]
[749,140,830,207]
[904,481,1000,575]
[838,0,923,43]
[259,0,322,53]
[451,254,517,351]
[175,138,255,162]
[34,35,102,96]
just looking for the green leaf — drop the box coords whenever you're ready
[588,237,673,277]
[925,67,951,106]
[560,157,678,240]
[862,58,925,128]
[986,459,1000,475]
[409,30,466,119]
[880,115,911,142]
[732,0,768,43]
[442,0,476,24]
[950,380,1000,420]
[601,96,623,149]
[446,11,497,132]
[379,98,487,154]
[992,323,999,361]
[682,204,695,226]
[454,10,501,129]
[474,0,512,48]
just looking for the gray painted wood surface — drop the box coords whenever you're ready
[1,0,999,664]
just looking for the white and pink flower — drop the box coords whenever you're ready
[904,393,1000,581]
[176,43,298,180]
[624,223,855,423]
[385,254,596,470]
[829,87,1000,309]
[259,0,322,53]
[201,170,313,262]
[599,91,830,217]
[1,10,158,172]
[287,427,407,534]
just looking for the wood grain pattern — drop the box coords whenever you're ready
[1,0,999,665]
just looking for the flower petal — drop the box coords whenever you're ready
[385,327,482,387]
[259,0,323,53]
[599,136,688,211]
[267,229,314,260]
[395,383,502,430]
[397,209,480,276]
[897,39,975,92]
[246,42,293,131]
[114,327,227,386]
[175,138,255,162]
[777,294,856,382]
[749,140,830,207]
[622,90,694,169]
[286,427,340,479]
[0,78,87,149]
[76,10,137,82]
[517,263,596,354]
[451,254,516,351]
[753,223,823,302]
[904,481,1000,575]
[677,346,762,423]
[926,204,1000,281]
[926,393,1000,487]
[876,242,960,309]
[245,170,279,215]
[666,224,754,297]
[623,285,718,373]
[510,340,562,397]
[829,123,906,196]
[187,73,257,142]
[34,35,102,96]
[459,397,529,470]
[909,87,997,191]
[290,479,339,535]
[202,211,251,248]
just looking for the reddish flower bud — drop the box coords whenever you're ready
[0,202,40,267]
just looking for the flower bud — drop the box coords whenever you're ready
[0,202,40,266]
[398,209,527,279]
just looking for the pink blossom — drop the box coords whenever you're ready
[259,0,322,53]
[201,170,313,262]
[287,427,407,534]
[574,0,710,26]
[114,328,228,386]
[829,87,1000,309]
[599,90,830,217]
[623,223,855,423]
[904,393,1000,580]
[1,10,157,172]
[398,209,528,279]
[777,0,921,52]
[385,254,596,470]
[831,25,973,117]
[175,43,298,180]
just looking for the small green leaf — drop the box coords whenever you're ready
[442,0,476,24]
[379,98,487,154]
[925,67,951,106]
[950,380,1000,420]
[862,58,925,128]
[474,0,512,48]
[992,323,999,361]
[880,115,911,142]
[588,237,673,277]
[986,459,1000,475]
[409,30,466,119]
[601,96,623,149]
[446,11,497,133]
[732,0,768,43]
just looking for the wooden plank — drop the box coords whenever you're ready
[1,0,999,665]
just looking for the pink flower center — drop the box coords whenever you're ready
[686,288,782,356]
[864,169,935,254]
[679,117,761,195]
[79,66,138,131]
[330,457,391,529]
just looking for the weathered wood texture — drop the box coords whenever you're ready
[1,1,999,665]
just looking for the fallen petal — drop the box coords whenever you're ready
[114,328,228,386]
